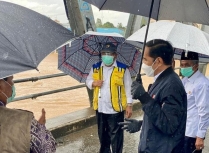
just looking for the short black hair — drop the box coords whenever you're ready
[145,39,174,65]
[3,77,8,81]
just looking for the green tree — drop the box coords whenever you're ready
[96,18,103,27]
[117,23,123,29]
[102,22,115,28]
[117,23,126,31]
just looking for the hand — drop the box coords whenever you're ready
[131,81,146,100]
[92,80,103,87]
[195,137,204,150]
[125,106,132,118]
[118,118,142,133]
[38,108,46,125]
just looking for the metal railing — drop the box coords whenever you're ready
[12,67,181,102]
[14,73,67,83]
[13,84,86,102]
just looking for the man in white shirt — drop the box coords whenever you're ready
[86,42,133,153]
[180,51,209,153]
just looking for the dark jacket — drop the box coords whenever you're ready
[138,67,187,153]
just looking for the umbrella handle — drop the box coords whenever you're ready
[136,73,142,84]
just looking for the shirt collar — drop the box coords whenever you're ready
[101,60,117,68]
[0,101,5,107]
[187,70,201,83]
[154,71,164,82]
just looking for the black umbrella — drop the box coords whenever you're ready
[84,0,209,73]
[0,1,75,79]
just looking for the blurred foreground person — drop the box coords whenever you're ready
[0,76,56,153]
[119,39,187,153]
[180,51,209,153]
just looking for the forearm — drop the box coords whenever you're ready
[197,113,209,138]
[195,84,209,138]
[30,118,56,152]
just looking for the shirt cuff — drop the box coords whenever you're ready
[127,98,133,104]
[197,130,206,138]
[86,80,94,90]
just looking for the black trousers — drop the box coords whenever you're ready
[183,136,202,153]
[96,111,124,153]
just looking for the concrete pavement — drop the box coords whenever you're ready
[56,110,143,153]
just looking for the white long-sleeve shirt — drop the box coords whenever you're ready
[86,61,133,114]
[182,70,209,138]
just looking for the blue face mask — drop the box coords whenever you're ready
[180,67,194,77]
[102,55,114,66]
[1,80,16,103]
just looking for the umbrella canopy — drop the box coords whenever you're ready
[0,1,75,79]
[84,0,209,77]
[126,21,209,62]
[58,31,141,83]
[84,0,209,25]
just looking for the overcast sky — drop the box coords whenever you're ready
[1,0,130,27]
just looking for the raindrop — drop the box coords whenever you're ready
[2,52,8,59]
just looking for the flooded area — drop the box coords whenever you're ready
[7,53,209,121]
[7,53,90,120]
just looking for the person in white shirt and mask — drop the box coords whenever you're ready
[119,39,187,153]
[86,42,133,153]
[180,51,209,153]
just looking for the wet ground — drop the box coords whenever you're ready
[56,110,143,153]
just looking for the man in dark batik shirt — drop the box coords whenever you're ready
[0,76,56,153]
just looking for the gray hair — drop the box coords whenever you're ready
[191,60,199,65]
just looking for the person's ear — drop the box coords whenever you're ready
[193,64,198,71]
[157,57,163,67]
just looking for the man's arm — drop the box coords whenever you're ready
[136,83,186,135]
[86,68,94,89]
[194,83,209,138]
[86,68,103,89]
[124,69,133,118]
[30,117,56,153]
[124,69,133,104]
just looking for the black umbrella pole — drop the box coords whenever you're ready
[136,0,154,80]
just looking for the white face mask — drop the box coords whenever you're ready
[142,59,159,77]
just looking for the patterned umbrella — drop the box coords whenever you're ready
[58,31,141,83]
[0,1,75,79]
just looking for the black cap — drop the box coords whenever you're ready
[181,51,199,60]
[101,42,117,53]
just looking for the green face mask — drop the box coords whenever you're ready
[2,80,16,103]
[7,85,16,103]
[180,67,194,77]
[102,55,114,66]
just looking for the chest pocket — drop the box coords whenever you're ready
[186,88,194,105]
[112,68,124,86]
